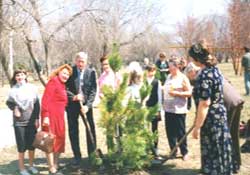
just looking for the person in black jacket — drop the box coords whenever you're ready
[65,52,97,167]
[155,52,169,85]
[145,64,162,157]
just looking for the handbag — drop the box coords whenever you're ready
[32,131,55,153]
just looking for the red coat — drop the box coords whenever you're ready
[41,76,68,153]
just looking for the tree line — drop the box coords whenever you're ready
[0,0,250,86]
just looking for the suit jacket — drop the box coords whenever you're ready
[66,65,97,108]
[223,79,244,109]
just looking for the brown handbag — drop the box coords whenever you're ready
[32,131,55,153]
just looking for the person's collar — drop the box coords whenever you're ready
[78,68,85,73]
[147,76,154,83]
[16,81,26,87]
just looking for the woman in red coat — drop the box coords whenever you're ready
[41,64,72,175]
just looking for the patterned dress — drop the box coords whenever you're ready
[193,66,233,175]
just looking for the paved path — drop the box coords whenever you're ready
[0,109,15,148]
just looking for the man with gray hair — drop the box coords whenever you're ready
[66,52,97,167]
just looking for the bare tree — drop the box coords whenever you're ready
[0,0,12,84]
[1,0,164,84]
[52,0,163,69]
[0,0,103,86]
[228,0,250,74]
[174,16,205,60]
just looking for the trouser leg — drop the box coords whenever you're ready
[151,118,159,149]
[244,72,250,95]
[176,114,188,156]
[165,112,177,155]
[67,106,81,160]
[85,108,96,157]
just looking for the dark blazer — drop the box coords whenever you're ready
[66,65,97,108]
[146,78,159,107]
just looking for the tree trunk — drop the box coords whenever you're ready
[43,40,50,77]
[8,30,14,77]
[0,0,11,84]
[25,37,47,86]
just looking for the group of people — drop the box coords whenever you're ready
[117,43,244,175]
[6,42,247,175]
[6,52,97,175]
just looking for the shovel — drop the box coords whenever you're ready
[155,125,195,165]
[67,91,104,161]
[79,102,104,159]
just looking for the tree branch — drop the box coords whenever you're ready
[120,26,152,46]
[48,8,106,41]
[23,31,47,86]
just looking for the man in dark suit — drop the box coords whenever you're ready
[66,52,97,167]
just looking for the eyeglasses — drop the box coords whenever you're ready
[102,63,109,66]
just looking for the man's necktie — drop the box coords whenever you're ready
[79,70,84,95]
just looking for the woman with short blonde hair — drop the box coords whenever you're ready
[49,64,72,80]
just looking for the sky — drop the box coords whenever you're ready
[158,0,229,32]
[44,0,229,34]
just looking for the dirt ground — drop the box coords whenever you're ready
[0,107,249,175]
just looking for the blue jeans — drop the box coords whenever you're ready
[244,71,250,95]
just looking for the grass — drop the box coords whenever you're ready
[0,62,249,175]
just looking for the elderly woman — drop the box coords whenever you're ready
[41,64,72,175]
[189,43,233,174]
[184,62,201,85]
[163,57,192,161]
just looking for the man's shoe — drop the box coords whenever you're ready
[71,158,81,168]
[155,155,164,160]
[151,159,162,164]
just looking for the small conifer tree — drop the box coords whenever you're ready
[98,43,158,173]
